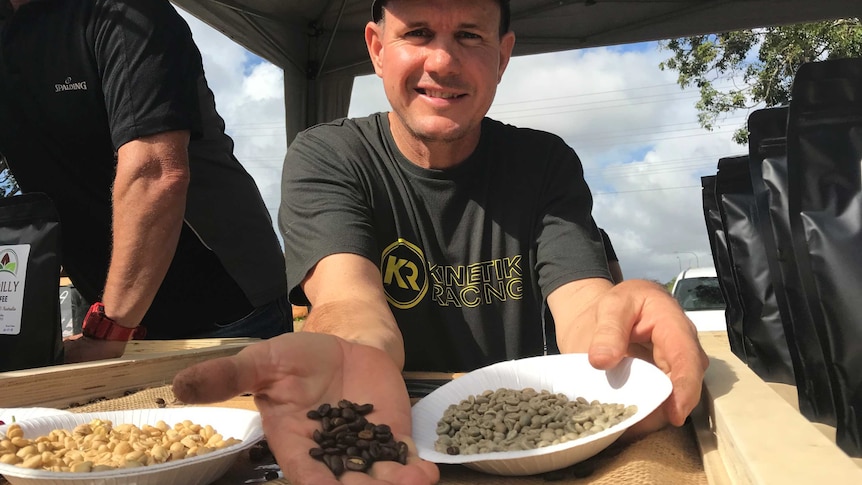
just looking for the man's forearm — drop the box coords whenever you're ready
[301,300,406,370]
[101,131,190,328]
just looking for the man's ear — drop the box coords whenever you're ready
[365,21,385,77]
[497,31,516,84]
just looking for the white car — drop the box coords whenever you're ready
[670,266,727,332]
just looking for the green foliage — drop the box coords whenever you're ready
[659,19,862,144]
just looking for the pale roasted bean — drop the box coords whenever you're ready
[0,453,21,465]
[2,418,242,472]
[70,460,93,473]
[19,454,43,469]
[6,425,23,440]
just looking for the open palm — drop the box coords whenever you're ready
[172,332,439,485]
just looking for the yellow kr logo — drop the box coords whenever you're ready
[380,239,428,309]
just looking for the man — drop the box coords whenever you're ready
[0,0,290,363]
[173,1,707,484]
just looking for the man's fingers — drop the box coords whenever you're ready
[665,349,708,425]
[365,460,440,484]
[653,324,708,425]
[588,289,635,369]
[172,347,261,403]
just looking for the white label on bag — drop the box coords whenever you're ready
[0,244,30,335]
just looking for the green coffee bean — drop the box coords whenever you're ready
[434,388,637,455]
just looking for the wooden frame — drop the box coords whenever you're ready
[0,338,258,408]
[3,334,862,484]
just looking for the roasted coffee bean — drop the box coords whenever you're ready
[307,409,322,420]
[339,433,358,445]
[331,417,347,427]
[397,441,408,465]
[345,456,369,472]
[355,403,373,415]
[368,440,382,459]
[348,417,367,431]
[309,447,325,459]
[308,399,411,477]
[341,408,356,421]
[383,447,399,461]
[324,453,344,476]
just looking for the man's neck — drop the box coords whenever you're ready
[387,113,482,170]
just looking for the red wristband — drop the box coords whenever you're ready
[81,302,147,341]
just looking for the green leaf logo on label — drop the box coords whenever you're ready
[0,249,19,276]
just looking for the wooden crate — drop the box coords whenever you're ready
[0,338,258,408]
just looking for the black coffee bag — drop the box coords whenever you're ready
[0,192,64,371]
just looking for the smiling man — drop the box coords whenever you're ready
[173,1,707,483]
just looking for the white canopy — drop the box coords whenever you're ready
[171,0,860,144]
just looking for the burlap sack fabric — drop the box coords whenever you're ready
[62,385,708,485]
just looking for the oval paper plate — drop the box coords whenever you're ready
[0,407,263,485]
[0,408,73,425]
[411,354,672,476]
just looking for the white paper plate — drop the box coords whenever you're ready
[411,354,672,476]
[0,407,263,485]
[0,408,73,425]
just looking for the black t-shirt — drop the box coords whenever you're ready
[0,0,287,337]
[599,228,618,262]
[281,113,610,372]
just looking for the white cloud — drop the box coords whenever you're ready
[180,7,750,284]
[178,9,286,237]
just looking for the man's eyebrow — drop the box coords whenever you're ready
[400,21,488,30]
[402,20,429,29]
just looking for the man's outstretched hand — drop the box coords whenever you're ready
[584,279,710,437]
[172,332,439,485]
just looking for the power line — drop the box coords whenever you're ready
[593,184,702,195]
[490,82,739,108]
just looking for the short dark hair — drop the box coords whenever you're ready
[372,0,511,36]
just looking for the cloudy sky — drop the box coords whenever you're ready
[176,9,747,285]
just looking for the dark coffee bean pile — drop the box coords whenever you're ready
[307,399,408,476]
